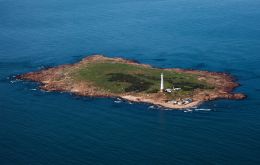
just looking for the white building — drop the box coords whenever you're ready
[165,88,172,93]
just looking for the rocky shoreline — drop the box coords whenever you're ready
[17,55,246,110]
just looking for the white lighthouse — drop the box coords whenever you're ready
[160,73,164,92]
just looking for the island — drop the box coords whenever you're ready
[17,55,246,109]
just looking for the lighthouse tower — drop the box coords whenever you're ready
[160,73,164,92]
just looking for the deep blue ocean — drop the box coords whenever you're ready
[1,0,260,164]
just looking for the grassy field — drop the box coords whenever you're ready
[71,61,213,95]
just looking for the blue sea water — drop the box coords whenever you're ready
[0,0,260,164]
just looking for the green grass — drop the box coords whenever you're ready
[71,62,213,95]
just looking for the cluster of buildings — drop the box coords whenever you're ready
[164,87,181,93]
[167,98,193,105]
[160,73,193,105]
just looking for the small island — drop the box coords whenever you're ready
[17,55,246,109]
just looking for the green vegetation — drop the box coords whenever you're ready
[71,61,213,95]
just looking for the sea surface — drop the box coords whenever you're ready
[0,0,260,164]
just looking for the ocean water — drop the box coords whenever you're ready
[0,0,260,164]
